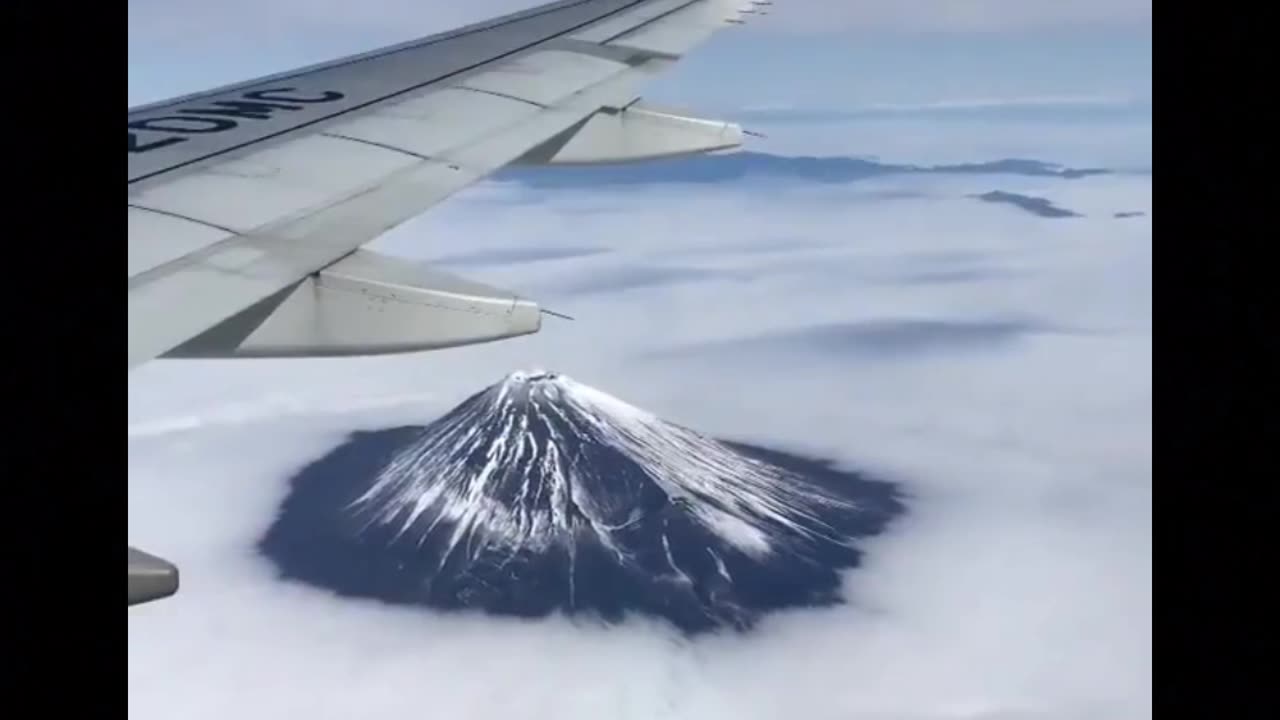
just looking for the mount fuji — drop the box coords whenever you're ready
[259,371,905,634]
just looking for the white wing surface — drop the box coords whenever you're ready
[129,0,771,370]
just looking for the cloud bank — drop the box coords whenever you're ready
[129,142,1150,720]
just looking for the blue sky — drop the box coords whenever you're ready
[127,1,1151,167]
[128,1,1151,111]
[643,29,1151,112]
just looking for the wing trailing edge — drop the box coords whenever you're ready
[163,250,541,359]
[516,102,744,165]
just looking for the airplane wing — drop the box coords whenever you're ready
[128,0,773,606]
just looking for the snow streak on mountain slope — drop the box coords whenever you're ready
[260,372,905,634]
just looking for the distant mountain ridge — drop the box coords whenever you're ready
[495,152,1112,188]
[972,191,1081,218]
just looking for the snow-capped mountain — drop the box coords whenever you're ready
[260,371,905,634]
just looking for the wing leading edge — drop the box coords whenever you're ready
[127,0,774,607]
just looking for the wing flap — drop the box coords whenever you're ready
[517,101,743,165]
[165,249,541,359]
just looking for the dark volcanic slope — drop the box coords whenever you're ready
[259,372,905,635]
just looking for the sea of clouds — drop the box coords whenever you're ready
[128,135,1150,718]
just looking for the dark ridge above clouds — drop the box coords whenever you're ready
[495,152,1111,188]
[971,191,1082,218]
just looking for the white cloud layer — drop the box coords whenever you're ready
[129,164,1151,719]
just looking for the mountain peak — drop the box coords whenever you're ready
[502,368,559,385]
[492,368,653,421]
[260,373,905,634]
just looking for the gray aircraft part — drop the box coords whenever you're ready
[128,546,179,606]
